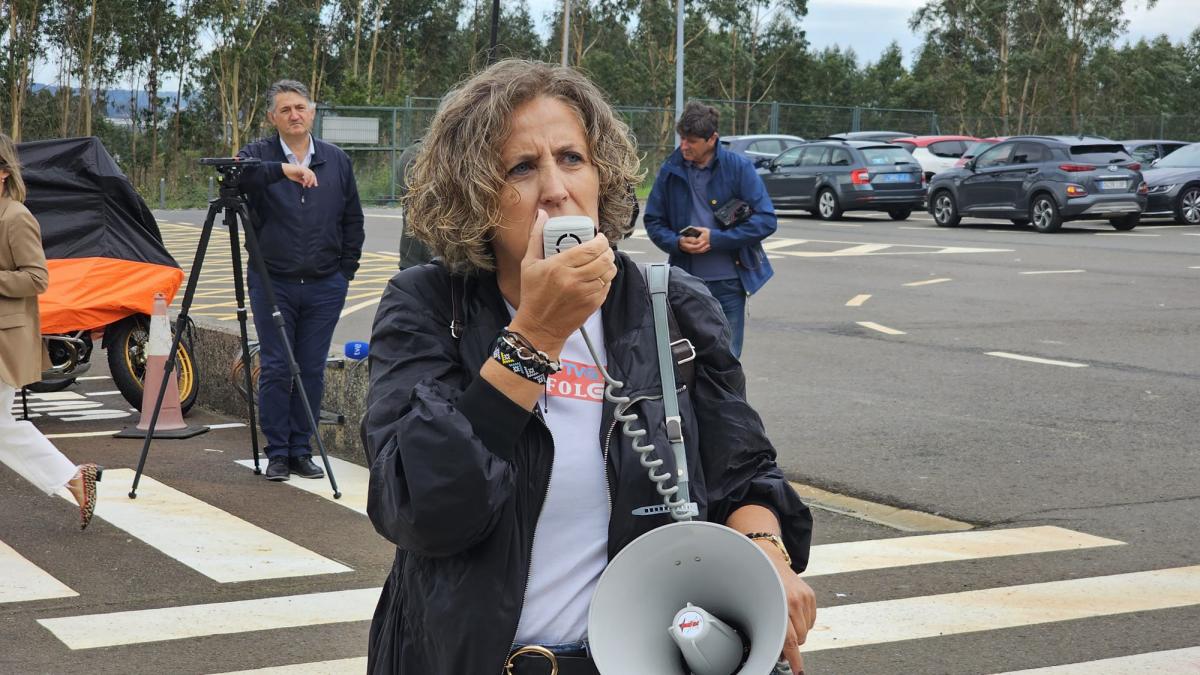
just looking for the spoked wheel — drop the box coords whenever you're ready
[931,191,960,227]
[1030,195,1062,233]
[816,189,843,220]
[1175,187,1200,225]
[107,315,198,414]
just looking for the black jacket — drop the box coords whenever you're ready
[362,252,812,674]
[237,134,365,280]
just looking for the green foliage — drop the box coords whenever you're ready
[1,0,1195,206]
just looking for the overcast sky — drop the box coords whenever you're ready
[529,0,1198,66]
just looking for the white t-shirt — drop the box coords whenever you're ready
[511,308,610,644]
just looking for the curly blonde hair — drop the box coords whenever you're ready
[405,59,642,272]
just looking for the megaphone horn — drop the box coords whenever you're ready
[588,521,789,675]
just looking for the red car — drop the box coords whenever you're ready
[954,137,1008,168]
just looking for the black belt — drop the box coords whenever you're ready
[504,645,600,675]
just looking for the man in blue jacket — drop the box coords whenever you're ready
[644,101,776,357]
[237,79,364,482]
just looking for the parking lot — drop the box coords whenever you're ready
[3,206,1199,673]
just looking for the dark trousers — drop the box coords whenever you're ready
[247,269,348,459]
[704,278,747,358]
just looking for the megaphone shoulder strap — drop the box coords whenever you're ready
[643,262,694,519]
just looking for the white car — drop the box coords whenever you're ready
[891,136,980,181]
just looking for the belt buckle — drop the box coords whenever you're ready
[505,645,559,675]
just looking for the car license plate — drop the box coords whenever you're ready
[880,173,913,183]
[1099,179,1129,190]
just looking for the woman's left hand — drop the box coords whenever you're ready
[762,548,817,674]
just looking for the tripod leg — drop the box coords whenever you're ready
[226,211,263,474]
[236,203,342,500]
[20,386,29,421]
[129,203,218,499]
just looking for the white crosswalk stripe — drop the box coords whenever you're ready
[234,458,369,516]
[805,566,1200,652]
[54,469,351,583]
[38,587,380,649]
[993,646,1200,674]
[209,658,370,675]
[0,539,78,604]
[5,462,1197,671]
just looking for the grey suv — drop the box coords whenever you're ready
[927,136,1147,232]
[758,141,926,220]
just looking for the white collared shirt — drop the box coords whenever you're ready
[280,134,314,168]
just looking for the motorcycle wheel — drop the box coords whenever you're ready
[106,315,198,415]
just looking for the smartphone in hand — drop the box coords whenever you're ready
[679,226,702,238]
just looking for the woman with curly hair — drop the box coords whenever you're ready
[0,132,102,530]
[363,59,815,674]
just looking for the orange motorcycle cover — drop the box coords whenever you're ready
[18,137,184,333]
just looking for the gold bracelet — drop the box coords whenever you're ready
[746,532,792,567]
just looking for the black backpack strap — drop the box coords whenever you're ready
[639,264,696,390]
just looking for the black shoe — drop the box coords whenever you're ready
[265,456,290,481]
[289,454,325,479]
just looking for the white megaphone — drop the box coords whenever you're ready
[587,520,789,675]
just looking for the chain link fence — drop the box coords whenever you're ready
[150,100,1200,207]
[312,100,941,204]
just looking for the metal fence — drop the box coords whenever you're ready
[150,100,1200,207]
[314,99,941,204]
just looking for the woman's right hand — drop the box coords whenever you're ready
[508,209,615,357]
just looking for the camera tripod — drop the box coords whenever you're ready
[129,157,341,499]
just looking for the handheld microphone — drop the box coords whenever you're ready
[543,215,595,258]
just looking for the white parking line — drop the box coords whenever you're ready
[1182,232,1200,236]
[805,565,1200,653]
[993,646,1200,674]
[74,376,112,381]
[986,352,1088,368]
[804,526,1122,578]
[898,226,929,230]
[38,587,380,649]
[1095,232,1158,237]
[340,298,381,319]
[1020,270,1085,275]
[845,294,872,307]
[857,321,906,336]
[903,278,952,287]
[43,430,118,439]
[84,390,123,397]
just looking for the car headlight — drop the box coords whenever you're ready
[1147,184,1177,194]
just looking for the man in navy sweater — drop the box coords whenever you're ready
[238,79,364,482]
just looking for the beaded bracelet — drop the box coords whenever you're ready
[491,328,561,385]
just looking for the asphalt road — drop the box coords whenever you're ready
[2,206,1197,673]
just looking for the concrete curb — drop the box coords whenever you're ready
[189,315,370,467]
[790,481,974,533]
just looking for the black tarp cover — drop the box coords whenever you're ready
[18,136,183,332]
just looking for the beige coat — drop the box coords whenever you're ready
[0,197,50,388]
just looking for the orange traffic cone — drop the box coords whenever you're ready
[116,293,208,439]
